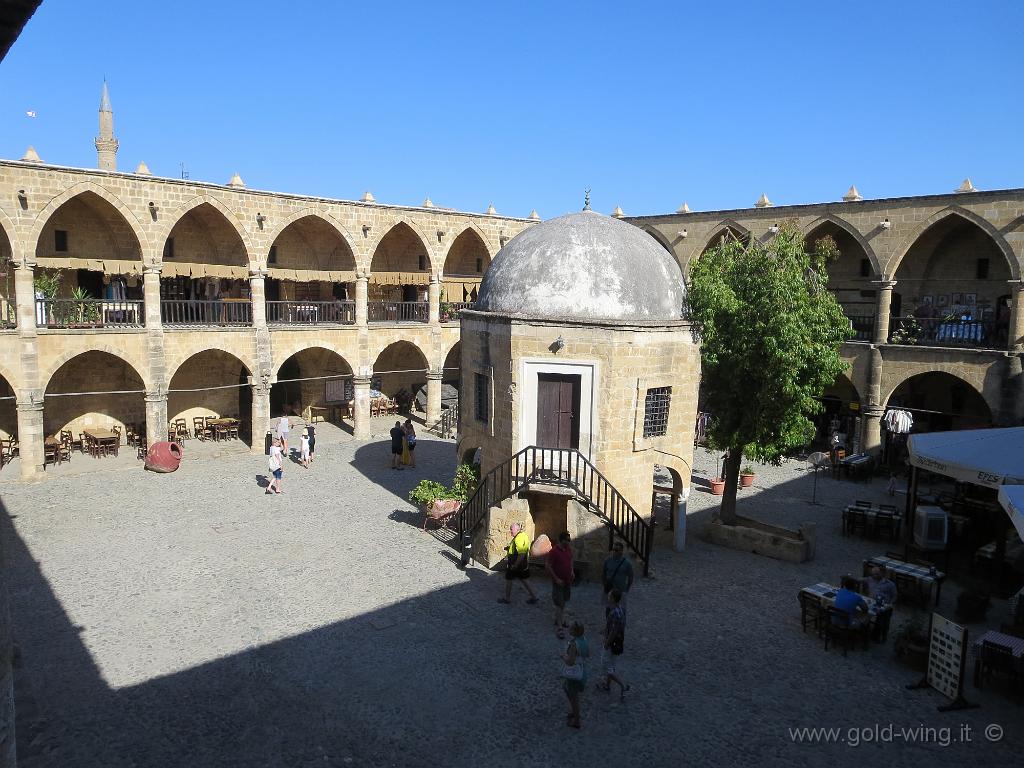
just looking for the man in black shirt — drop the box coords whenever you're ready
[390,421,405,470]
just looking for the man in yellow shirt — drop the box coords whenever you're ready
[498,523,539,605]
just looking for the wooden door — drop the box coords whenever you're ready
[536,374,580,449]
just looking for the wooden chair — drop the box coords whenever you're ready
[977,640,1021,696]
[874,512,898,541]
[227,421,239,440]
[846,508,868,537]
[5,436,16,459]
[43,441,60,469]
[0,440,9,468]
[174,419,190,441]
[854,499,872,509]
[893,572,923,608]
[798,592,826,636]
[878,503,898,514]
[823,606,869,656]
[194,416,211,441]
[214,423,229,442]
[112,425,122,445]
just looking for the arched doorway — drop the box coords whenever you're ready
[266,216,357,324]
[168,350,253,445]
[803,220,876,341]
[0,223,16,328]
[44,351,145,440]
[270,347,354,423]
[368,223,430,322]
[815,373,861,450]
[442,342,461,388]
[161,203,251,325]
[33,191,144,328]
[0,373,17,441]
[442,228,490,303]
[892,214,1012,348]
[373,341,429,414]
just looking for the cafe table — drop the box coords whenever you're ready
[970,630,1024,688]
[799,582,890,640]
[206,418,238,441]
[83,428,119,457]
[863,555,945,606]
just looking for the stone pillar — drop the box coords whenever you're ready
[428,275,441,324]
[353,375,371,439]
[1007,280,1024,352]
[355,273,369,326]
[16,399,43,480]
[425,369,443,426]
[13,262,36,332]
[861,346,885,455]
[144,391,168,448]
[249,269,267,328]
[250,377,272,454]
[143,265,163,328]
[873,279,896,345]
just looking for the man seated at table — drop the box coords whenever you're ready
[832,576,869,628]
[863,567,897,641]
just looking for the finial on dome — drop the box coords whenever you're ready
[422,196,434,208]
[21,145,42,162]
[135,161,152,175]
[755,193,773,208]
[486,202,497,215]
[842,185,862,202]
[676,202,691,213]
[360,190,375,203]
[227,173,245,188]
[611,205,625,218]
[955,178,977,193]
[583,188,591,211]
[528,209,541,221]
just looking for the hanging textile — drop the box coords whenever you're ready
[884,409,914,434]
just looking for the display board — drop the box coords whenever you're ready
[325,378,352,404]
[927,613,966,700]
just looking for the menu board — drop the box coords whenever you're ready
[926,613,967,700]
[325,378,352,403]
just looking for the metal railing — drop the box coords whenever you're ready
[35,299,144,328]
[367,300,428,323]
[456,446,653,575]
[160,299,252,326]
[845,314,875,342]
[888,316,1002,349]
[0,300,15,329]
[434,406,456,439]
[440,302,475,322]
[266,300,355,325]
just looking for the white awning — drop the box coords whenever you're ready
[907,428,1024,488]
[998,485,1024,542]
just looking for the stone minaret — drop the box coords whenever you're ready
[95,80,118,171]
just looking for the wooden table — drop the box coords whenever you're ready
[842,505,901,540]
[863,556,944,606]
[206,418,238,441]
[798,582,890,639]
[971,630,1024,688]
[84,428,119,457]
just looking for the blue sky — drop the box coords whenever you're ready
[1,1,1021,217]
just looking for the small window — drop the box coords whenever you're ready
[474,373,489,423]
[163,237,174,259]
[643,386,671,438]
[475,257,483,274]
[976,258,989,280]
[268,245,278,265]
[418,254,426,271]
[54,230,68,252]
[859,258,870,278]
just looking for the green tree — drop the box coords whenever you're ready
[688,223,851,524]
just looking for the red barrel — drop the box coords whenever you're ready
[144,441,183,473]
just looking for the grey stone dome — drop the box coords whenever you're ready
[477,210,686,323]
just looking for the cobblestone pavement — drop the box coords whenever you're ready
[1,439,1020,767]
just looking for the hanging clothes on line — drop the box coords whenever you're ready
[884,408,914,434]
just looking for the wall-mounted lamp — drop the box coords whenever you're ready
[677,229,688,239]
[148,201,159,220]
[16,189,27,209]
[768,224,779,234]
[437,229,445,242]
[550,335,565,354]
[499,231,509,246]
[256,212,267,229]
[362,224,372,236]
[880,218,891,230]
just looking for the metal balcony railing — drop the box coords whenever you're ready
[845,314,876,342]
[367,300,428,323]
[888,315,1003,349]
[440,301,475,322]
[161,299,252,327]
[266,300,356,325]
[35,299,144,328]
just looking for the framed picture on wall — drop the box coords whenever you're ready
[951,292,965,305]
[965,293,977,306]
[921,295,933,305]
[937,294,949,307]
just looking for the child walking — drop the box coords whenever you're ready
[300,429,311,469]
[267,437,284,494]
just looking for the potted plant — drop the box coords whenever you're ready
[740,465,756,487]
[709,450,726,495]
[892,614,930,671]
[409,479,449,510]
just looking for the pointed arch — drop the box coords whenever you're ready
[28,181,150,258]
[890,206,1019,280]
[642,226,676,256]
[369,219,437,274]
[41,347,150,393]
[0,205,20,260]
[802,213,880,276]
[696,219,751,256]
[443,225,492,276]
[263,208,358,270]
[166,346,254,384]
[159,195,255,266]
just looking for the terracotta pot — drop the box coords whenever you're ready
[710,478,726,495]
[740,473,755,488]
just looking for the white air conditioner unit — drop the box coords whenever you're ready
[913,505,948,551]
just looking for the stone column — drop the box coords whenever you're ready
[143,265,163,328]
[250,376,272,454]
[249,268,267,328]
[144,391,168,448]
[1007,280,1024,352]
[873,279,896,345]
[861,347,885,455]
[353,375,371,439]
[425,369,443,426]
[355,273,369,326]
[13,262,36,332]
[15,399,43,480]
[428,275,440,324]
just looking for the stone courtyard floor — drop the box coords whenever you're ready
[1,435,1020,767]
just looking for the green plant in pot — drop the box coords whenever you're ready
[70,285,99,326]
[740,464,756,488]
[892,613,930,670]
[408,480,449,508]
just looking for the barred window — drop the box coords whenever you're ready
[474,373,489,423]
[643,386,671,438]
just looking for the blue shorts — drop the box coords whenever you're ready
[272,469,283,480]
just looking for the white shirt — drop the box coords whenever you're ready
[277,417,289,436]
[268,445,283,470]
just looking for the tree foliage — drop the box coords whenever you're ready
[688,222,852,523]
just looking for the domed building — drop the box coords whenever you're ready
[457,209,700,573]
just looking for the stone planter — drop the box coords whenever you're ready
[740,473,755,488]
[703,516,815,563]
[710,478,725,495]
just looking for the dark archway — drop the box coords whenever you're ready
[43,351,145,439]
[266,216,357,310]
[369,223,430,309]
[270,347,353,420]
[0,373,16,441]
[168,350,253,446]
[373,341,429,410]
[886,372,991,433]
[804,220,876,337]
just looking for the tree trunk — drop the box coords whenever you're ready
[719,447,742,524]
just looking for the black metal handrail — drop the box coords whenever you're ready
[266,300,355,325]
[845,314,875,342]
[161,299,252,326]
[435,407,456,439]
[440,301,475,322]
[35,298,144,328]
[456,446,653,575]
[888,315,1003,349]
[367,301,428,323]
